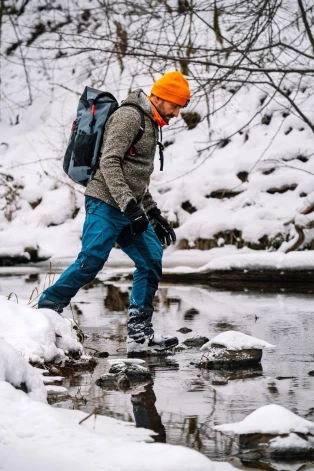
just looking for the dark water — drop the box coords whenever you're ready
[2,271,314,469]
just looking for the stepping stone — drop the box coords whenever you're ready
[96,359,152,391]
[199,330,274,369]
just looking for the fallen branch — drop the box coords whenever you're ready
[78,408,97,426]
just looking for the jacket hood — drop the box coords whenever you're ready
[121,89,154,121]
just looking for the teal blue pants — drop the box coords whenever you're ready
[38,196,163,340]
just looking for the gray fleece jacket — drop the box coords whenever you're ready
[85,89,159,212]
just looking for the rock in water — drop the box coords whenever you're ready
[214,404,314,459]
[199,345,263,369]
[183,335,209,348]
[96,359,152,391]
[200,330,275,352]
[198,330,275,369]
[177,327,193,334]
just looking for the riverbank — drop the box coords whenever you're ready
[2,247,314,294]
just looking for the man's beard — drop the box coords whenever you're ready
[164,114,175,123]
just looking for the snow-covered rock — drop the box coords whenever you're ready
[199,331,275,369]
[0,296,83,364]
[214,404,314,459]
[199,345,263,369]
[200,331,275,352]
[0,315,214,470]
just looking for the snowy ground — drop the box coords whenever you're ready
[1,381,214,471]
[0,297,218,471]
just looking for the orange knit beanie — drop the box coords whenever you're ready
[151,71,190,107]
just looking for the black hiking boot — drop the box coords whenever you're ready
[127,333,178,355]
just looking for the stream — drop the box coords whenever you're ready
[2,268,314,470]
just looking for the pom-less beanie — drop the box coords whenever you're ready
[151,71,190,107]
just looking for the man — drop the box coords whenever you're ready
[38,71,191,355]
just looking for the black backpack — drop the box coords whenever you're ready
[63,86,145,187]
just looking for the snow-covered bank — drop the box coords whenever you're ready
[0,339,46,401]
[93,247,314,287]
[0,297,82,364]
[0,381,216,471]
[33,245,314,276]
[0,298,218,470]
[0,351,213,471]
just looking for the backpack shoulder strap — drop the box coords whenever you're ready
[119,103,145,146]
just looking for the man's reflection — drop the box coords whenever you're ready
[131,383,166,443]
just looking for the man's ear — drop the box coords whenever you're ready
[152,95,162,106]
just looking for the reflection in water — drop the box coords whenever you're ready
[184,308,200,321]
[131,384,166,443]
[206,364,263,386]
[104,284,130,311]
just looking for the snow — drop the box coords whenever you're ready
[0,296,82,363]
[0,295,217,470]
[0,339,46,402]
[45,384,68,394]
[214,404,314,435]
[269,433,314,452]
[0,381,214,471]
[80,245,314,281]
[200,331,275,352]
[43,376,64,384]
[269,432,314,451]
[197,251,314,272]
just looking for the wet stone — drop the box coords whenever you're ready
[46,385,72,405]
[93,351,110,358]
[177,327,193,334]
[48,366,62,376]
[43,376,64,386]
[56,357,97,377]
[198,345,263,369]
[211,377,228,386]
[183,336,209,348]
[96,363,152,392]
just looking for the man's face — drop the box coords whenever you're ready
[155,98,182,123]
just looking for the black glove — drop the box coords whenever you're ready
[147,207,176,246]
[124,200,149,235]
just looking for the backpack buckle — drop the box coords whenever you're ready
[129,146,137,157]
